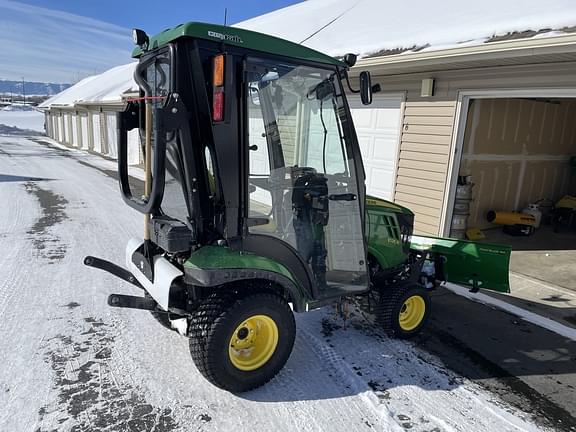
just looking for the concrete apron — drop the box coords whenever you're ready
[484,271,576,331]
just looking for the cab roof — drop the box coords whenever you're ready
[132,21,345,68]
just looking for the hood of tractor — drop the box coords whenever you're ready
[365,195,414,216]
[365,195,414,270]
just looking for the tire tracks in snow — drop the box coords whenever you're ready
[295,309,545,432]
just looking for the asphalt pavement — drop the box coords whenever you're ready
[419,288,576,432]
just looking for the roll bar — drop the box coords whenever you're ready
[117,90,188,215]
[117,102,167,214]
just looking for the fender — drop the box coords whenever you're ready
[183,245,309,312]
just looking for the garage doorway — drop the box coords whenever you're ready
[445,90,576,293]
[349,94,404,200]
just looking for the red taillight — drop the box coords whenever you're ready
[213,90,224,122]
[212,54,226,122]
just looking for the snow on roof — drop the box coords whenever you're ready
[236,0,576,58]
[39,1,576,109]
[40,63,137,108]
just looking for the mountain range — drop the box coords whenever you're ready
[0,80,71,96]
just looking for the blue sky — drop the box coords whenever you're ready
[0,0,301,84]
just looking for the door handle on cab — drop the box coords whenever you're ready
[328,193,357,201]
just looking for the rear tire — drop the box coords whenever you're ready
[189,291,296,392]
[376,285,431,339]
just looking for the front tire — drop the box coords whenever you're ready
[189,291,296,392]
[376,285,431,339]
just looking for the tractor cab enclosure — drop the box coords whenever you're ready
[117,23,372,312]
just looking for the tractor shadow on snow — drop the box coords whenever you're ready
[0,173,53,183]
[242,308,464,403]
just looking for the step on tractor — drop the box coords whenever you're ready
[85,22,512,392]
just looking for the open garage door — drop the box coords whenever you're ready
[349,94,403,200]
[446,93,576,295]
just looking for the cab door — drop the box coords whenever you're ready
[245,58,368,298]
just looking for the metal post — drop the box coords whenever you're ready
[143,100,153,240]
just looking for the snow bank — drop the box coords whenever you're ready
[0,110,45,133]
[40,63,137,108]
[236,0,576,57]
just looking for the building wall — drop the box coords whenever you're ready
[44,107,142,165]
[395,101,456,235]
[370,60,576,235]
[462,98,576,229]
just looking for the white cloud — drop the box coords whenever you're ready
[0,0,133,83]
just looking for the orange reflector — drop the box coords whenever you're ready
[213,54,224,87]
[213,90,224,122]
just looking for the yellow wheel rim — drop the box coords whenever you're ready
[399,295,426,331]
[228,314,279,371]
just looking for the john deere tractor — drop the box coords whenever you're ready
[85,22,511,392]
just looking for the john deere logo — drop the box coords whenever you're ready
[208,30,243,44]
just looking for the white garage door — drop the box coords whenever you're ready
[92,113,102,153]
[349,95,403,200]
[80,114,89,150]
[106,113,118,158]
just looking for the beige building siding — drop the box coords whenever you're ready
[276,115,297,165]
[394,101,456,235]
[367,60,576,235]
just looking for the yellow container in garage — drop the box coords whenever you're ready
[486,211,536,226]
[466,227,485,240]
[556,195,576,209]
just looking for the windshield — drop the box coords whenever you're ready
[247,60,349,176]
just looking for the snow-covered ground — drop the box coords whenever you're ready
[0,130,551,431]
[0,106,45,133]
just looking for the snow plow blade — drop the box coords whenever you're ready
[410,235,511,293]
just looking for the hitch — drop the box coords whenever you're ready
[84,256,143,289]
[107,294,157,311]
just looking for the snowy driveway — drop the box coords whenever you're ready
[0,134,560,432]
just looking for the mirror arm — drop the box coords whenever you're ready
[343,70,360,94]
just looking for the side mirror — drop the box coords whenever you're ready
[360,71,372,105]
[249,85,260,106]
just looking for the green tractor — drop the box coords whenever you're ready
[85,22,511,392]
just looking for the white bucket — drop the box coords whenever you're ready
[456,184,473,200]
[449,229,466,239]
[453,199,471,215]
[451,214,468,230]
